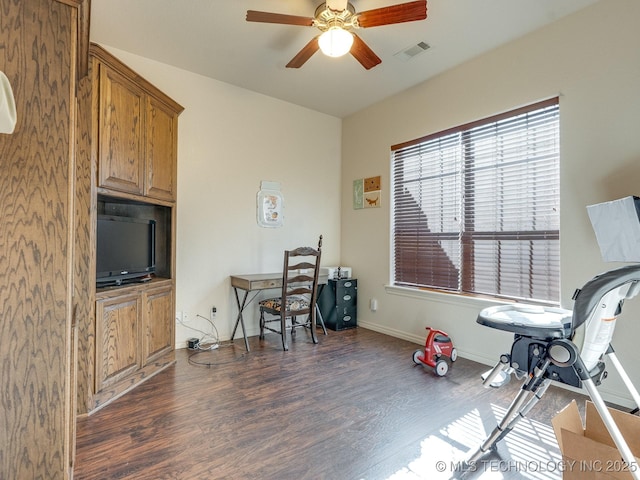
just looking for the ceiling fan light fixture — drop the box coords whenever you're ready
[318,26,354,58]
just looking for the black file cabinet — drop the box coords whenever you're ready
[318,278,357,331]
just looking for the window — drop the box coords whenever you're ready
[391,98,560,304]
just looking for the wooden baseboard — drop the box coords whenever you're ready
[88,351,176,415]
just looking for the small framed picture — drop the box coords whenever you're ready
[354,175,381,209]
[257,190,283,228]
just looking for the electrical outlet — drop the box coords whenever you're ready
[370,298,379,312]
[211,306,217,319]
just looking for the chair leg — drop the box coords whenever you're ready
[607,349,640,409]
[464,361,550,470]
[280,313,288,351]
[259,309,265,340]
[291,316,297,339]
[483,379,551,452]
[310,312,318,344]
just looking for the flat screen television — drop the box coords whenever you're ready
[96,215,156,286]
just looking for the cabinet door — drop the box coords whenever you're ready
[145,96,178,201]
[95,293,141,393]
[97,63,145,195]
[142,284,175,365]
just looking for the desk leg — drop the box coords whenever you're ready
[315,304,328,335]
[315,284,328,335]
[231,288,251,352]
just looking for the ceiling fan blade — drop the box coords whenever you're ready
[286,37,320,68]
[357,0,427,28]
[350,34,382,70]
[246,10,314,26]
[326,0,349,11]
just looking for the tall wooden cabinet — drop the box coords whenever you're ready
[0,1,91,478]
[75,44,184,415]
[1,2,181,477]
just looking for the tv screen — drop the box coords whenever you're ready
[96,215,156,286]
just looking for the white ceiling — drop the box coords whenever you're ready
[90,0,600,118]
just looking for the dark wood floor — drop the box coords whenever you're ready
[75,328,588,480]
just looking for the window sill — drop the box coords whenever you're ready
[384,285,544,309]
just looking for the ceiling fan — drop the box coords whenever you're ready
[246,0,427,70]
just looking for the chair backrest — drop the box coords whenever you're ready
[572,264,640,371]
[280,235,323,315]
[572,264,640,331]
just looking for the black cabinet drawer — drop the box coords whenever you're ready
[335,279,357,308]
[333,305,357,330]
[336,279,356,294]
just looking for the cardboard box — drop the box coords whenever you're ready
[552,400,640,479]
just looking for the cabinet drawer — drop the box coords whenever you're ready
[337,316,356,329]
[324,305,357,331]
[338,306,357,322]
[331,307,357,331]
[335,280,357,296]
[336,294,356,308]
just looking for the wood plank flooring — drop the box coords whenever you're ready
[75,328,590,480]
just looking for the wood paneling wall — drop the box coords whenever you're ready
[0,0,90,478]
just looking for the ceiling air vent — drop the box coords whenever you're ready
[394,41,431,61]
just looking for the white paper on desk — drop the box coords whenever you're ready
[587,196,640,262]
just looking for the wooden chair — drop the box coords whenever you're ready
[259,235,322,351]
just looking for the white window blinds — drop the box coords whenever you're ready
[391,98,560,303]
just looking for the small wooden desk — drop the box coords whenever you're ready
[230,273,327,351]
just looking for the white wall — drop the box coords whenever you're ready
[341,0,640,407]
[99,46,343,348]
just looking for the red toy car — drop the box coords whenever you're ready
[412,327,457,376]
